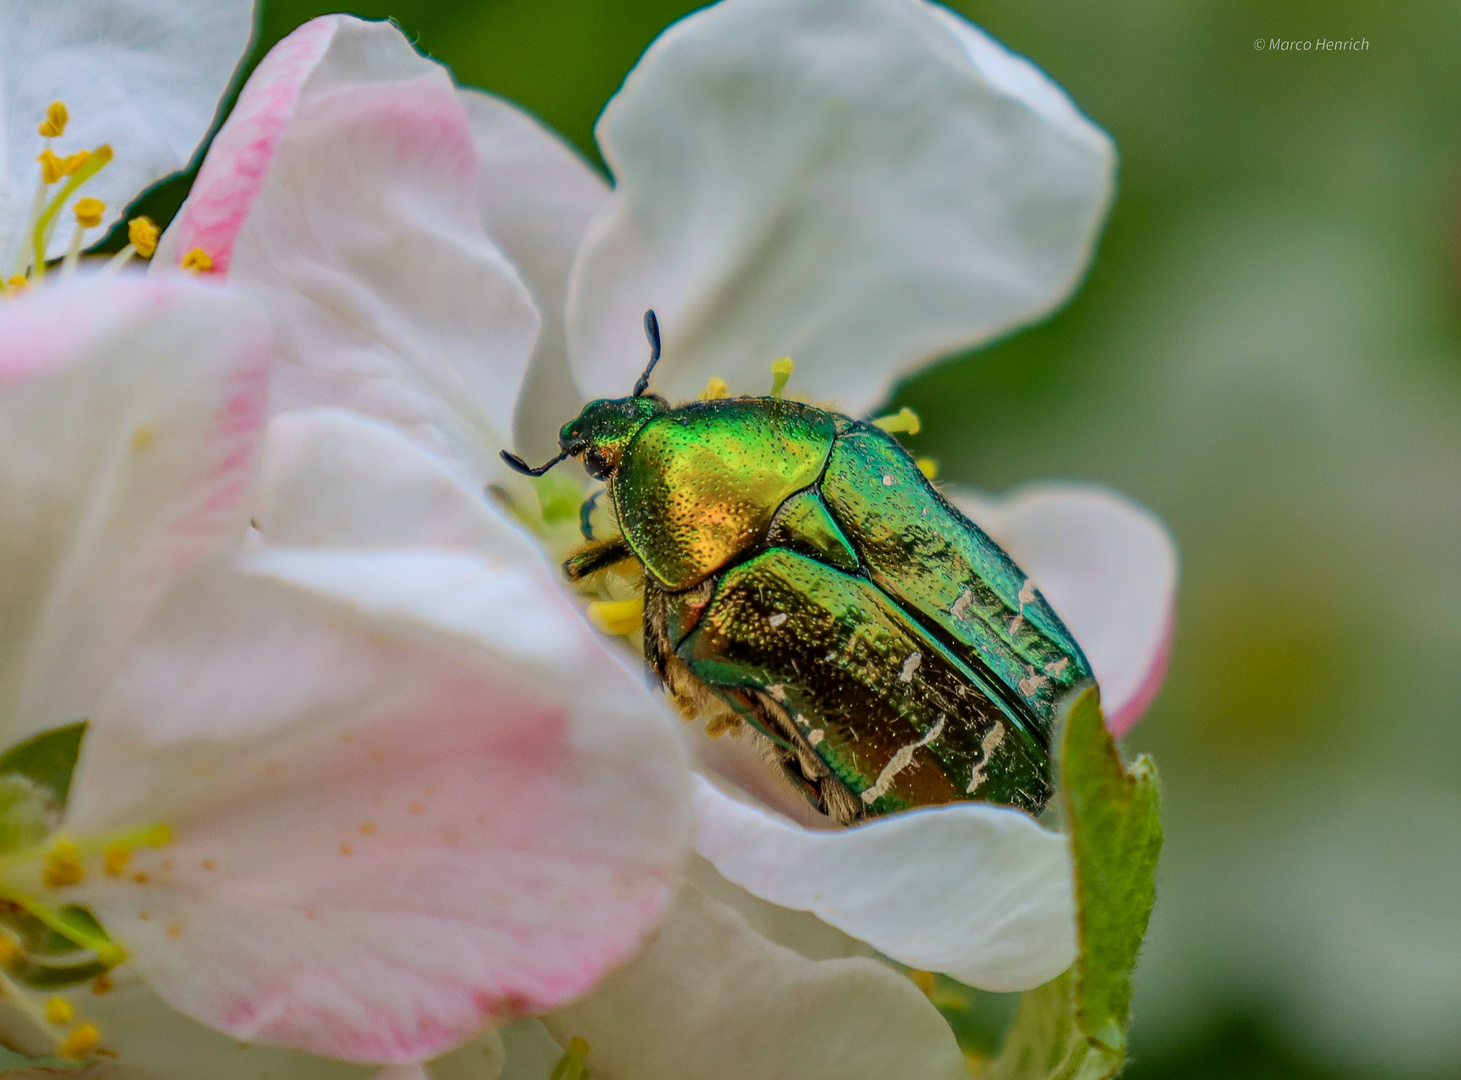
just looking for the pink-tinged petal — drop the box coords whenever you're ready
[0,276,269,742]
[543,884,969,1080]
[2,0,253,263]
[459,90,610,461]
[162,17,340,274]
[567,0,1113,413]
[375,1068,428,1080]
[69,546,690,1063]
[163,16,539,483]
[692,776,1076,991]
[953,484,1179,736]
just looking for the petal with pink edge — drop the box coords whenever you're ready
[543,884,968,1080]
[692,776,1076,991]
[68,544,689,1063]
[951,484,1179,736]
[165,16,539,484]
[0,277,269,744]
[566,0,1113,413]
[458,90,610,461]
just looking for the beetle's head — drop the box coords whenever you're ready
[501,309,669,481]
[556,394,667,479]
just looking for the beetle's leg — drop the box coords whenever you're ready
[563,536,634,582]
[578,488,605,541]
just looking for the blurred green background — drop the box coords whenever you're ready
[169,1,1461,1076]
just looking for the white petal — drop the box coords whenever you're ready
[952,484,1178,736]
[165,17,539,485]
[0,275,269,743]
[543,884,968,1080]
[567,0,1113,413]
[0,0,253,264]
[254,408,543,560]
[459,90,610,460]
[693,775,1076,991]
[68,547,690,1063]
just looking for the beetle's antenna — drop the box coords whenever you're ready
[632,309,662,397]
[500,449,568,477]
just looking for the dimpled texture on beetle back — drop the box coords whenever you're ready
[614,399,836,590]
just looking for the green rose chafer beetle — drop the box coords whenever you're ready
[504,312,1093,823]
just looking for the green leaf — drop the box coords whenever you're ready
[0,722,87,806]
[0,1045,85,1073]
[983,689,1163,1080]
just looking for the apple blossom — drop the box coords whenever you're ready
[162,0,1179,1073]
[0,273,691,1072]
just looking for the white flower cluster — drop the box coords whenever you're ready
[0,2,1177,1077]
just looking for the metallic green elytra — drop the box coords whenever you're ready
[503,312,1093,823]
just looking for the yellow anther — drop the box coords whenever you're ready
[62,149,93,177]
[873,406,921,435]
[39,101,69,138]
[42,838,85,889]
[73,198,105,229]
[57,1022,100,1058]
[103,841,131,876]
[586,597,644,637]
[4,276,28,295]
[699,376,729,401]
[37,149,67,185]
[770,356,795,398]
[45,996,73,1024]
[906,968,937,996]
[568,1038,590,1057]
[128,216,159,258]
[916,457,939,480]
[181,247,214,273]
[0,935,20,966]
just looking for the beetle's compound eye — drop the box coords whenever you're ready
[583,447,615,480]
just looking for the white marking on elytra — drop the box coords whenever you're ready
[795,713,810,726]
[1008,614,1025,636]
[1019,667,1050,697]
[861,716,946,805]
[768,684,787,701]
[965,726,1006,793]
[882,474,895,486]
[809,729,825,746]
[899,650,922,683]
[1045,658,1070,678]
[951,590,973,620]
[768,612,788,628]
[1017,578,1037,610]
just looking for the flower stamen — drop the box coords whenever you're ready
[181,247,214,273]
[102,216,160,275]
[699,376,729,400]
[586,597,644,637]
[57,1022,100,1058]
[38,101,69,139]
[769,356,795,398]
[30,144,113,284]
[872,406,921,435]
